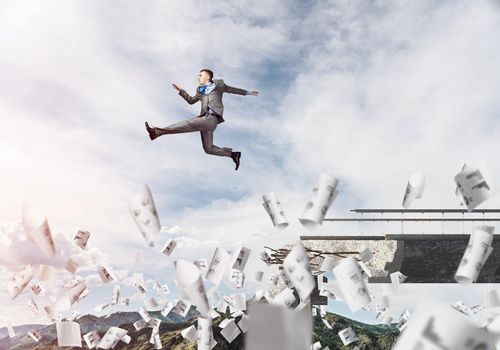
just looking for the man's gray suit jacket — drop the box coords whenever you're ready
[178,79,247,124]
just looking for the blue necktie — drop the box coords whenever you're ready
[198,85,207,94]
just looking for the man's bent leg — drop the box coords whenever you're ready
[200,130,233,157]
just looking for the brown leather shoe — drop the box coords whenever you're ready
[145,121,157,140]
[231,151,241,171]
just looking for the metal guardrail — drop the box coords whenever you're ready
[322,209,500,235]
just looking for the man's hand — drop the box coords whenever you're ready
[172,83,182,92]
[248,91,259,96]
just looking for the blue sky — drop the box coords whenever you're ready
[1,0,500,327]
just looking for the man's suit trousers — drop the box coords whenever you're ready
[155,115,232,157]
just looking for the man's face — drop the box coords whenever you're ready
[198,71,210,85]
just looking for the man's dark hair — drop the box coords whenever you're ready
[200,69,214,82]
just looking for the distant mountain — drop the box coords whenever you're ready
[0,308,398,349]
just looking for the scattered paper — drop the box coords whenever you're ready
[299,173,339,229]
[455,163,494,211]
[7,265,33,300]
[262,192,289,229]
[333,257,371,312]
[56,321,82,347]
[402,172,425,208]
[129,185,161,246]
[455,225,494,283]
[283,241,315,302]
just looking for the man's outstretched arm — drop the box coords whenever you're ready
[223,83,259,96]
[172,83,201,104]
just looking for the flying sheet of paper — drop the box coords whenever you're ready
[253,271,264,282]
[486,289,500,308]
[74,230,91,249]
[144,297,159,310]
[262,192,289,229]
[226,269,245,289]
[320,256,337,272]
[267,287,296,307]
[7,264,33,300]
[30,284,42,295]
[182,325,198,342]
[220,318,241,344]
[138,306,152,322]
[322,318,333,329]
[97,264,117,283]
[56,321,82,347]
[393,298,499,350]
[229,245,251,271]
[224,293,247,312]
[161,238,177,256]
[64,258,79,274]
[7,323,15,338]
[332,257,371,312]
[238,315,249,333]
[175,259,210,316]
[299,173,339,229]
[172,299,192,318]
[28,297,39,315]
[133,320,147,331]
[246,302,312,350]
[120,297,129,306]
[129,184,161,247]
[54,280,87,311]
[150,331,162,349]
[194,259,208,271]
[455,163,495,211]
[28,329,41,342]
[390,271,407,292]
[338,327,359,346]
[283,241,315,302]
[83,330,101,349]
[402,171,425,208]
[198,316,215,350]
[206,247,231,285]
[111,285,120,305]
[153,280,169,295]
[22,203,56,258]
[97,327,128,349]
[160,302,174,317]
[455,225,495,284]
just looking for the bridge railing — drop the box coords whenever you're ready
[323,209,500,235]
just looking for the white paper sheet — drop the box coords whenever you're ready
[206,247,231,285]
[129,185,161,247]
[393,298,499,350]
[96,327,128,349]
[455,225,495,283]
[74,230,91,249]
[229,245,251,271]
[402,172,425,208]
[97,264,117,283]
[338,327,359,346]
[198,316,215,350]
[455,163,495,211]
[56,321,82,347]
[246,302,313,350]
[299,173,339,229]
[22,203,56,258]
[161,238,177,256]
[182,325,198,342]
[7,265,33,300]
[176,259,210,316]
[332,257,371,312]
[283,241,315,302]
[262,192,289,229]
[64,258,79,274]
